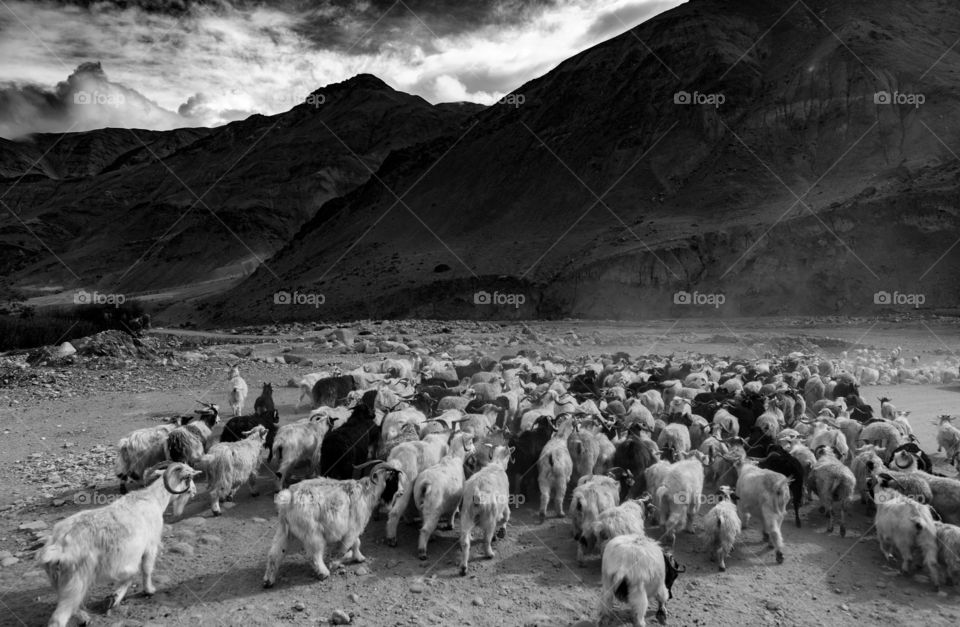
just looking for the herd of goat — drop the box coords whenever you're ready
[34,350,960,627]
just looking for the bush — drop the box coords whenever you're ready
[0,301,151,352]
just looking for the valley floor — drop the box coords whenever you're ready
[2,319,960,627]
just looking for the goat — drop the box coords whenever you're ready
[874,487,939,580]
[319,404,379,480]
[459,445,513,576]
[254,382,275,417]
[413,432,475,560]
[272,413,339,491]
[220,409,280,460]
[165,403,220,467]
[200,425,267,515]
[571,475,621,565]
[599,534,684,627]
[227,365,248,417]
[808,445,855,536]
[703,486,741,571]
[656,452,708,547]
[38,463,200,627]
[384,433,452,547]
[937,415,960,471]
[115,417,184,493]
[262,460,403,586]
[735,460,790,563]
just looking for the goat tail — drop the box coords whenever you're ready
[656,485,669,516]
[774,479,791,514]
[415,481,430,512]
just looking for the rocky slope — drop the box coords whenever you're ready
[0,75,481,293]
[207,0,960,322]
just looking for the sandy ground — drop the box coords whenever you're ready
[2,320,960,627]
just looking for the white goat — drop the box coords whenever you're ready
[937,415,960,470]
[262,461,404,586]
[200,425,267,515]
[115,419,180,492]
[874,487,939,579]
[384,433,451,546]
[412,432,475,560]
[38,463,200,627]
[703,486,741,572]
[164,405,220,467]
[656,452,707,547]
[571,475,621,565]
[271,413,339,491]
[735,460,790,564]
[599,534,683,627]
[538,432,573,522]
[808,445,856,537]
[227,365,249,416]
[459,445,513,576]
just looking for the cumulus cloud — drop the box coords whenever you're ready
[0,0,681,138]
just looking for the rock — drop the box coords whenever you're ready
[283,354,304,364]
[765,601,781,612]
[471,597,484,607]
[180,516,206,527]
[354,565,370,576]
[293,602,306,612]
[331,609,352,625]
[56,342,76,357]
[198,534,222,545]
[166,542,194,556]
[328,329,356,346]
[348,593,359,603]
[52,499,65,507]
[1,557,19,567]
[19,520,48,531]
[0,551,12,560]
[251,517,268,524]
[841,604,850,612]
[409,580,425,593]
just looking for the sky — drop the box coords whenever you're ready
[0,0,682,138]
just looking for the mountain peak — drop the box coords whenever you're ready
[321,73,393,94]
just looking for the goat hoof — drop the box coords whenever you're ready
[538,512,545,524]
[656,608,667,624]
[459,566,467,577]
[840,526,847,538]
[212,510,222,517]
[262,580,274,589]
[385,537,397,547]
[718,565,725,572]
[224,495,234,502]
[418,552,427,561]
[496,527,506,539]
[776,551,784,564]
[818,506,825,514]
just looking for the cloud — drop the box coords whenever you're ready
[0,0,682,138]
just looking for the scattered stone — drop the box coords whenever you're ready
[348,593,359,603]
[471,597,484,607]
[293,601,306,612]
[841,604,850,612]
[19,520,48,531]
[354,566,370,576]
[166,542,194,556]
[409,580,425,593]
[198,534,222,545]
[331,609,352,625]
[1,557,19,567]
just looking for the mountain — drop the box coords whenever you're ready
[207,0,960,322]
[0,74,481,296]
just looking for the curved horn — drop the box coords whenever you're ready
[162,465,192,495]
[353,459,385,471]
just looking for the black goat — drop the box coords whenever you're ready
[319,404,378,480]
[220,409,281,460]
[757,446,805,528]
[254,382,275,417]
[311,375,358,408]
[508,415,557,499]
[611,430,660,497]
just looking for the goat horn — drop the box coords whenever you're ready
[162,465,192,495]
[353,460,385,471]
